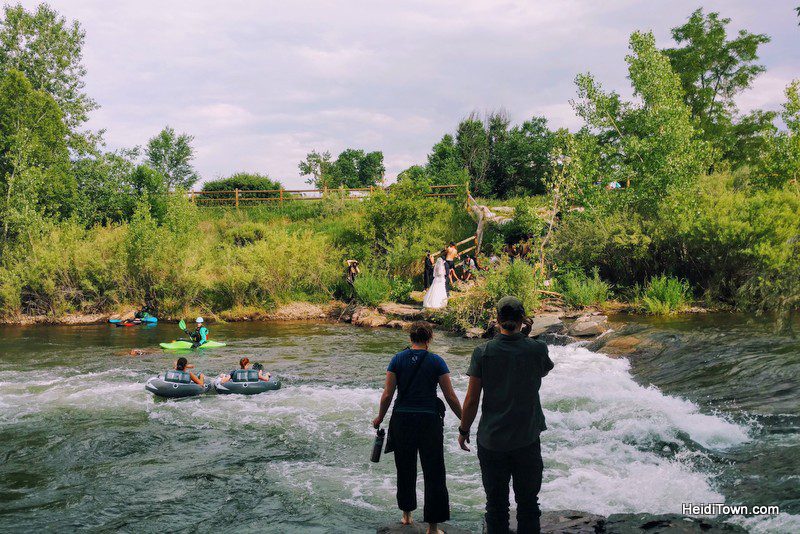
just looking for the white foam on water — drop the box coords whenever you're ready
[0,341,763,524]
[729,513,800,533]
[0,369,146,423]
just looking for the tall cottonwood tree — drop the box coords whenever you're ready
[0,3,99,152]
[574,31,707,215]
[145,126,199,190]
[664,9,771,166]
[0,69,71,248]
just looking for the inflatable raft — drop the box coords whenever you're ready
[159,340,227,350]
[145,370,209,399]
[214,369,281,395]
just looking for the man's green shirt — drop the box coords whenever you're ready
[467,332,554,452]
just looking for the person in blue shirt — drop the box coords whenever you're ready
[187,317,208,348]
[372,322,463,534]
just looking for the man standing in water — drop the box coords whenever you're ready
[458,296,554,533]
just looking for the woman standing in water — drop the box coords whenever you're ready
[372,322,463,534]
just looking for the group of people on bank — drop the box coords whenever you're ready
[373,296,553,534]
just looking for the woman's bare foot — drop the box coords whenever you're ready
[426,523,444,534]
[401,511,413,525]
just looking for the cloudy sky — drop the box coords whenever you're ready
[22,0,800,187]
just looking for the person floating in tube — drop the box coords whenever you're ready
[186,317,209,348]
[175,356,204,385]
[218,357,272,384]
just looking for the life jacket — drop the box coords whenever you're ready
[165,370,191,383]
[232,369,259,382]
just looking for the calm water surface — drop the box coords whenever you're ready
[0,317,797,533]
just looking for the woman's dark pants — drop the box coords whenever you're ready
[390,412,450,524]
[478,439,543,534]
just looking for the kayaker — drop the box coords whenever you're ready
[187,317,208,348]
[218,357,271,384]
[175,357,204,385]
[134,303,153,320]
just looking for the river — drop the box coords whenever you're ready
[0,316,797,533]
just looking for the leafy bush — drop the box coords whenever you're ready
[202,173,283,200]
[640,275,691,314]
[352,271,391,307]
[389,277,414,303]
[557,267,611,308]
[440,286,493,331]
[484,259,543,314]
[226,221,269,246]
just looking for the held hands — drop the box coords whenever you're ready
[458,427,471,451]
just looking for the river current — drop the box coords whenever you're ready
[0,317,797,532]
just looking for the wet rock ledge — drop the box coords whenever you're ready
[377,509,746,533]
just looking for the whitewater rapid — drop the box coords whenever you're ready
[0,339,796,532]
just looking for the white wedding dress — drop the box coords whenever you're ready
[423,258,448,309]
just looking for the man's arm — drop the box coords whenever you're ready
[438,373,462,419]
[540,344,554,377]
[372,372,397,428]
[458,376,482,451]
[190,372,204,386]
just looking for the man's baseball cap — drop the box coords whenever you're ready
[497,296,525,321]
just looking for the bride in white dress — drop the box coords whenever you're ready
[423,257,448,309]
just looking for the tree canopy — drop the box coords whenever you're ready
[0,3,98,152]
[299,148,384,189]
[145,126,199,190]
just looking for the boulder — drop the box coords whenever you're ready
[385,320,410,330]
[351,307,390,328]
[377,523,470,534]
[528,314,564,337]
[378,303,426,320]
[464,327,485,339]
[484,510,603,533]
[604,513,746,532]
[268,302,328,321]
[567,315,609,337]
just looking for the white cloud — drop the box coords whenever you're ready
[19,0,799,187]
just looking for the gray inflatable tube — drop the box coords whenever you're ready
[145,370,209,399]
[214,376,281,395]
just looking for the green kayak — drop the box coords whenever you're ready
[159,340,227,350]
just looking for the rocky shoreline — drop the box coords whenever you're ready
[377,509,746,533]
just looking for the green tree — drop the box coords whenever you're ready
[574,31,707,214]
[427,134,462,185]
[0,69,71,247]
[202,172,283,199]
[757,80,800,188]
[298,150,332,188]
[663,9,771,166]
[456,114,490,195]
[0,3,98,152]
[493,117,555,196]
[145,126,199,190]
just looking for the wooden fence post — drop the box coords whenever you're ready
[235,189,239,208]
[280,189,284,205]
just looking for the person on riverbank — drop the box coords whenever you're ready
[218,357,271,384]
[175,357,204,385]
[424,252,435,289]
[134,302,154,320]
[188,317,208,348]
[445,242,458,286]
[372,322,463,534]
[458,296,554,534]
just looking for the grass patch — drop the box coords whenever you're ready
[639,275,691,314]
[557,267,611,308]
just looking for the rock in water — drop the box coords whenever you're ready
[567,315,609,337]
[603,513,746,532]
[483,510,603,533]
[481,510,747,533]
[377,523,471,533]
